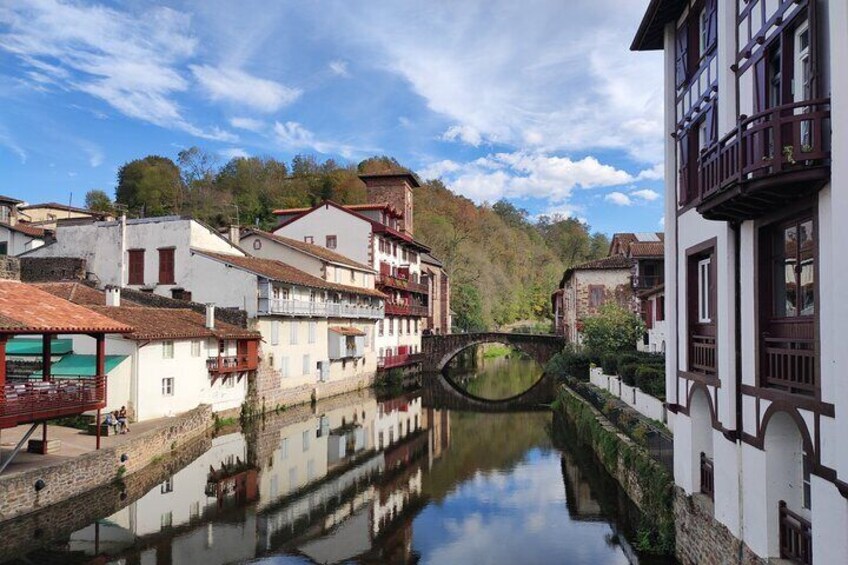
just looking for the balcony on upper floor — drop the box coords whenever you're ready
[262,298,385,319]
[384,300,428,318]
[696,99,831,222]
[377,263,429,295]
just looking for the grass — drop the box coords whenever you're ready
[481,344,513,359]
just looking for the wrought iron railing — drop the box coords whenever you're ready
[762,336,816,395]
[779,501,812,565]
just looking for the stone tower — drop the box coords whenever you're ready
[359,173,420,236]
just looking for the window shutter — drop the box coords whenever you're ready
[675,22,689,88]
[705,0,717,52]
[128,249,144,285]
[704,101,717,145]
[754,57,767,113]
[678,131,690,205]
[158,248,175,284]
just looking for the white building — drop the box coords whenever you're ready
[633,0,847,563]
[273,174,431,371]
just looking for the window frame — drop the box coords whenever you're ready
[128,249,145,285]
[162,340,175,359]
[162,377,174,396]
[157,247,176,285]
[326,235,337,249]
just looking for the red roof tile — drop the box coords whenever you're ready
[629,241,665,258]
[1,221,46,238]
[193,250,387,299]
[572,255,634,271]
[35,282,142,307]
[88,306,260,341]
[0,281,131,334]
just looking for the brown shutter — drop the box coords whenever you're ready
[705,0,718,52]
[678,130,690,205]
[754,57,767,113]
[158,248,175,284]
[675,22,689,88]
[128,249,144,285]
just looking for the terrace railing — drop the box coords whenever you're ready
[779,501,812,565]
[0,375,106,427]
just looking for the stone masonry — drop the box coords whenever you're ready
[249,364,375,415]
[19,257,85,282]
[0,256,21,281]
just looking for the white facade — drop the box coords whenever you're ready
[637,289,667,354]
[635,0,848,562]
[0,224,44,256]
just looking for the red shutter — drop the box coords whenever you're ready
[158,248,175,284]
[705,0,717,52]
[128,249,144,285]
[675,22,689,88]
[645,300,654,330]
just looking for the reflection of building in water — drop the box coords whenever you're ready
[560,450,604,521]
[68,432,258,564]
[423,407,451,468]
[373,395,422,452]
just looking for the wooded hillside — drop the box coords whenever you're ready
[88,149,608,330]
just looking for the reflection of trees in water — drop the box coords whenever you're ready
[445,345,543,401]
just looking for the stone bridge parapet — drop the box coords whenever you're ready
[422,332,563,373]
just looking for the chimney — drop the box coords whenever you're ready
[228,225,240,246]
[205,303,216,329]
[360,173,419,236]
[105,285,121,307]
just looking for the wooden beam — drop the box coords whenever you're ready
[0,335,7,390]
[42,333,53,381]
[95,333,105,376]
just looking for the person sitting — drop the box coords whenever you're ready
[118,406,131,434]
[104,411,121,434]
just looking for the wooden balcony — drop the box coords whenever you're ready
[700,453,714,500]
[265,298,384,319]
[378,352,424,369]
[690,334,717,376]
[377,273,429,295]
[779,501,812,565]
[207,355,256,375]
[762,337,816,396]
[0,375,106,428]
[696,99,831,221]
[385,301,428,317]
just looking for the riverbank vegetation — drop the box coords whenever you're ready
[87,150,608,330]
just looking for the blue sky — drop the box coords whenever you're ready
[0,0,664,235]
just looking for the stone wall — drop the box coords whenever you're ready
[249,364,375,415]
[673,488,766,565]
[19,257,86,282]
[0,256,21,280]
[0,404,213,521]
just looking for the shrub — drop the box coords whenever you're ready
[617,352,641,369]
[636,365,665,398]
[544,352,570,379]
[601,353,619,375]
[620,363,639,386]
[582,303,645,353]
[564,352,592,381]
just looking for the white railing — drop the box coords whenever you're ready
[265,299,384,319]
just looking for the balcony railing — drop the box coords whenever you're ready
[207,355,255,374]
[690,334,717,375]
[762,337,816,395]
[266,299,384,319]
[697,99,831,220]
[0,376,106,427]
[779,501,812,565]
[384,302,428,317]
[700,453,714,500]
[378,352,424,369]
[377,273,429,295]
[634,274,663,289]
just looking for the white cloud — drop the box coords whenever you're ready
[420,151,632,203]
[0,125,26,163]
[328,59,349,77]
[272,121,357,158]
[0,0,235,142]
[605,191,632,206]
[443,124,482,146]
[229,117,266,133]
[636,162,664,180]
[190,64,301,112]
[220,147,250,160]
[659,215,665,228]
[631,188,660,201]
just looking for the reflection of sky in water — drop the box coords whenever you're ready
[412,449,629,565]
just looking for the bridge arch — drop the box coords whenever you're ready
[421,332,563,373]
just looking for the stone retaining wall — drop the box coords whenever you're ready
[0,404,213,521]
[0,256,21,281]
[673,488,765,565]
[19,257,85,282]
[249,365,374,415]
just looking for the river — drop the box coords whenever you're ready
[0,355,674,564]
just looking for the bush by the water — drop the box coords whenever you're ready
[545,348,592,381]
[636,365,665,398]
[619,363,640,386]
[581,303,645,352]
[601,352,619,375]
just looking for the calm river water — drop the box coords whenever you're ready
[0,354,673,565]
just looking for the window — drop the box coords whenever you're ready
[191,340,201,357]
[158,247,175,284]
[290,321,299,345]
[280,437,289,459]
[308,321,316,344]
[128,249,145,285]
[280,356,289,377]
[162,340,174,359]
[304,236,313,244]
[406,319,411,334]
[302,429,310,451]
[271,320,280,345]
[588,285,605,309]
[378,320,384,336]
[160,511,173,530]
[698,258,712,323]
[414,319,419,334]
[162,377,174,396]
[326,235,337,249]
[656,295,665,322]
[160,478,173,493]
[0,242,7,256]
[389,318,394,335]
[302,354,310,376]
[769,217,815,318]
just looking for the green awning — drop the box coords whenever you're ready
[7,338,74,356]
[30,354,128,377]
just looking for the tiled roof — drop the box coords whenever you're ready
[243,229,373,271]
[35,282,142,307]
[194,250,387,299]
[629,241,665,258]
[88,306,260,341]
[329,326,366,336]
[18,202,104,216]
[0,221,47,238]
[358,172,421,187]
[572,255,634,271]
[0,195,23,204]
[0,281,132,334]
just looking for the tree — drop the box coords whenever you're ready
[116,156,182,217]
[581,303,645,353]
[84,190,114,213]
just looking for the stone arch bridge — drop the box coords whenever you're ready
[419,333,564,412]
[421,332,563,373]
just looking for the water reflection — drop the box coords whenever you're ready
[0,372,673,564]
[445,345,543,400]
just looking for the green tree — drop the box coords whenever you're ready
[581,303,645,353]
[84,189,114,213]
[116,155,182,217]
[453,283,485,331]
